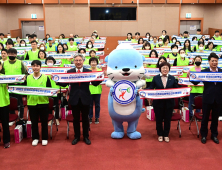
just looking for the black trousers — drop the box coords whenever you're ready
[9,93,24,119]
[29,106,49,140]
[71,99,89,139]
[200,101,221,137]
[0,106,10,144]
[154,104,173,137]
[49,96,59,119]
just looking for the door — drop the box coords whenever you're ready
[22,21,45,39]
[180,20,201,34]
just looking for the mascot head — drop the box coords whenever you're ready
[105,44,145,82]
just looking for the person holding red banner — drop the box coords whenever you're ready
[148,62,178,143]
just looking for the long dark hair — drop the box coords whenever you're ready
[149,50,158,58]
[156,56,167,68]
[183,39,192,52]
[57,43,65,53]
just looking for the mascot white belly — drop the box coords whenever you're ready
[113,99,136,115]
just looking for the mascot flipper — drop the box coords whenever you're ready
[105,44,145,139]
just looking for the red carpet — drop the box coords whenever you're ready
[1,86,222,170]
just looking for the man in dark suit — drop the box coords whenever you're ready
[56,54,102,145]
[191,53,222,144]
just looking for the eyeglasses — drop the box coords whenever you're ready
[74,60,83,62]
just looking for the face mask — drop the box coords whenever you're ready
[9,56,16,60]
[40,47,45,50]
[88,45,92,48]
[26,36,28,39]
[82,54,86,57]
[7,36,11,38]
[150,39,153,41]
[195,61,201,66]
[21,44,25,47]
[94,34,97,36]
[180,54,185,58]
[147,36,149,38]
[47,63,53,67]
[162,35,165,37]
[64,48,67,50]
[145,46,150,50]
[172,49,178,53]
[199,47,204,50]
[158,41,163,44]
[173,40,176,43]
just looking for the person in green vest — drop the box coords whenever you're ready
[67,38,77,47]
[132,32,140,43]
[171,37,177,44]
[0,63,10,148]
[1,49,8,64]
[183,39,193,54]
[145,32,151,39]
[23,60,52,146]
[193,39,205,52]
[187,56,203,120]
[57,44,70,67]
[86,40,98,51]
[213,30,221,40]
[89,50,99,60]
[175,41,181,46]
[173,48,190,77]
[182,31,189,39]
[92,30,100,39]
[162,36,170,47]
[27,34,34,44]
[6,40,14,50]
[196,29,201,35]
[138,38,144,45]
[167,44,179,59]
[192,36,197,41]
[152,36,158,46]
[63,44,68,52]
[126,33,133,41]
[89,57,102,124]
[14,37,21,47]
[205,42,217,51]
[155,38,163,48]
[19,40,27,47]
[78,48,86,61]
[67,38,78,51]
[38,50,47,60]
[24,40,39,60]
[159,30,167,39]
[196,42,205,53]
[38,43,46,51]
[45,37,57,52]
[0,33,6,44]
[45,56,60,126]
[142,42,152,51]
[0,48,28,125]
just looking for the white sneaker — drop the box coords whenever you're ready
[56,119,60,125]
[9,121,14,126]
[32,139,39,146]
[42,140,48,146]
[48,120,53,126]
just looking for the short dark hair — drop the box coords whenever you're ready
[31,40,37,44]
[89,57,99,65]
[78,48,86,53]
[7,48,17,54]
[176,41,181,46]
[26,34,30,36]
[31,60,41,67]
[69,38,74,41]
[183,31,189,34]
[193,55,202,61]
[28,34,34,38]
[171,44,178,50]
[135,32,140,36]
[162,30,167,33]
[215,30,219,33]
[179,48,185,54]
[33,34,37,38]
[45,56,56,65]
[159,62,171,72]
[198,41,204,46]
[38,50,47,59]
[6,39,14,46]
[0,33,4,36]
[197,29,201,32]
[163,37,169,44]
[1,49,7,53]
[89,50,96,56]
[208,52,219,61]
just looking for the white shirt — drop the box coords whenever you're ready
[76,67,83,72]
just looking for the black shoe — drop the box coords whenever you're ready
[83,137,91,145]
[201,137,207,144]
[71,138,80,145]
[89,118,92,124]
[95,118,99,124]
[211,136,219,144]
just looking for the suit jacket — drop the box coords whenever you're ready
[148,74,178,108]
[200,68,222,104]
[57,67,102,106]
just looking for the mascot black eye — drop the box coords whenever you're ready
[135,65,137,68]
[115,66,118,69]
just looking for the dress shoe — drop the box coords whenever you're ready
[201,137,207,144]
[211,136,219,144]
[83,137,91,145]
[72,138,80,145]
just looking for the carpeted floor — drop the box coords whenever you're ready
[0,86,222,170]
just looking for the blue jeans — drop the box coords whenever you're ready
[188,93,201,117]
[89,94,101,119]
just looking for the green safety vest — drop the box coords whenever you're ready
[0,39,7,44]
[193,44,205,51]
[89,68,102,94]
[25,49,39,60]
[83,56,91,65]
[0,74,10,107]
[205,48,217,52]
[125,39,132,41]
[27,74,49,106]
[189,67,204,93]
[177,56,189,77]
[46,44,56,52]
[67,42,77,46]
[213,36,222,41]
[3,60,22,75]
[131,39,138,43]
[185,49,192,54]
[67,45,78,51]
[216,45,222,52]
[155,44,163,48]
[168,53,179,59]
[60,59,72,67]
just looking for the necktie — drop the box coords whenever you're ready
[78,69,81,86]
[162,76,167,88]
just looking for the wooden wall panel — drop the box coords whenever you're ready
[90,0,105,3]
[199,0,215,3]
[216,0,222,3]
[44,0,58,3]
[8,0,24,3]
[26,0,42,3]
[0,0,6,3]
[153,0,165,3]
[106,0,121,3]
[182,0,198,3]
[139,0,152,3]
[122,0,137,3]
[167,0,180,3]
[10,29,22,38]
[60,0,73,3]
[75,0,88,3]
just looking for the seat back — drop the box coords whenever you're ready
[174,98,179,109]
[48,97,54,111]
[193,96,202,109]
[9,97,18,111]
[68,103,72,110]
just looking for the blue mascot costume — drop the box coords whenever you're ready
[105,44,146,139]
